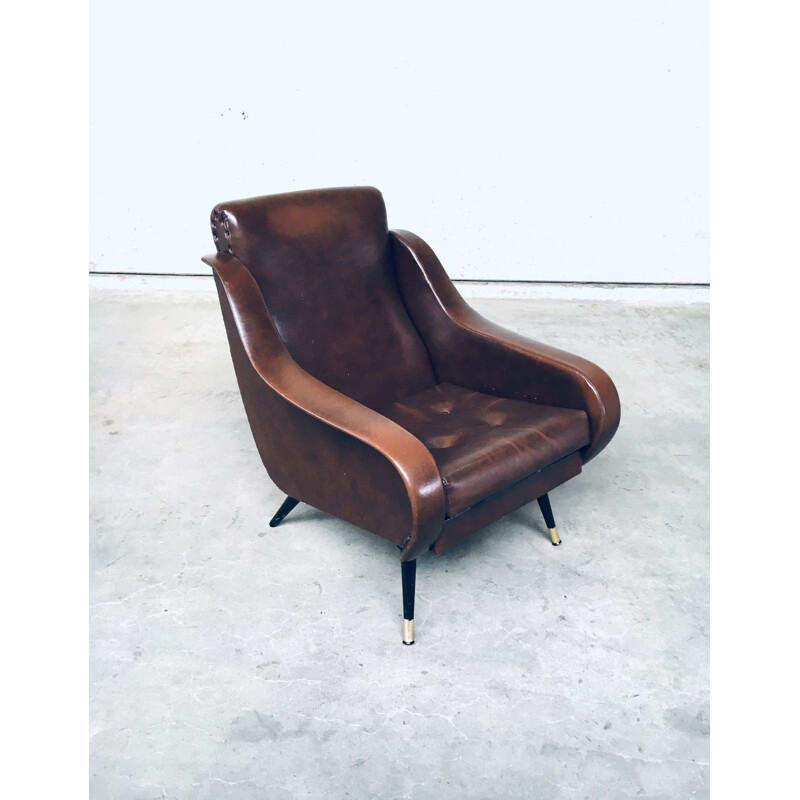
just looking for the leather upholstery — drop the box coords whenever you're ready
[391,230,620,463]
[382,383,590,517]
[434,453,584,554]
[203,187,620,559]
[208,251,445,562]
[211,188,436,411]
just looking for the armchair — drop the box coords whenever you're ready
[203,187,619,644]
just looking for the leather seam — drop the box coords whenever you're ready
[440,475,452,518]
[391,235,442,386]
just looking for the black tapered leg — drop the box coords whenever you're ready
[401,559,417,645]
[537,493,561,546]
[269,496,299,528]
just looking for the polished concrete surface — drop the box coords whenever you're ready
[90,291,709,799]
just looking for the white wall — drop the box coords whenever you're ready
[90,1,708,283]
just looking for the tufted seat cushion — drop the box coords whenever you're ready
[382,383,591,517]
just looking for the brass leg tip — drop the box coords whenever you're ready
[402,619,415,645]
[548,526,561,546]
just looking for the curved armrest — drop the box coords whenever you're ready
[390,231,620,463]
[203,252,445,560]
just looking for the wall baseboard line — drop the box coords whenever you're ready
[89,272,710,304]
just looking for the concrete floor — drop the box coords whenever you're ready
[90,291,709,799]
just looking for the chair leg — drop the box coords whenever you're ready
[401,559,417,645]
[269,496,299,527]
[537,493,561,546]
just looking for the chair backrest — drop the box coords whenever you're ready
[210,187,437,410]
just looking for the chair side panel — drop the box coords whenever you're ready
[213,272,414,548]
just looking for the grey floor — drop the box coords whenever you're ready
[90,291,709,799]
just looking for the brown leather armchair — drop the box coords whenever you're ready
[203,187,620,644]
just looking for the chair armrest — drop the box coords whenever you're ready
[391,231,621,463]
[203,252,445,560]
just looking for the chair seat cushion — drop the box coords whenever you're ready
[382,383,591,517]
